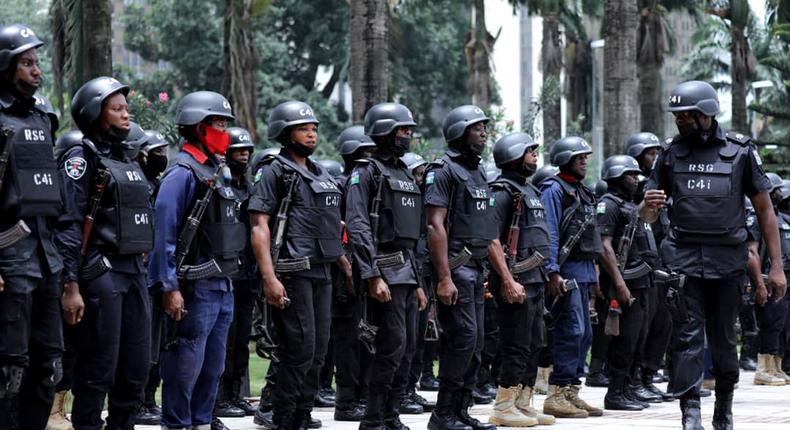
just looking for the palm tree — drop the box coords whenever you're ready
[350,0,390,122]
[603,0,639,156]
[465,0,497,109]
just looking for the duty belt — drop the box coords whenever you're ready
[81,256,112,282]
[275,256,311,273]
[510,251,546,274]
[0,220,31,249]
[178,259,222,280]
[376,251,406,269]
[448,247,472,270]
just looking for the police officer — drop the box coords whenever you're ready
[248,100,351,430]
[339,126,376,176]
[56,76,154,430]
[485,133,555,427]
[624,132,673,402]
[137,130,170,185]
[148,91,242,430]
[539,136,603,418]
[425,105,497,430]
[346,102,427,430]
[0,23,65,430]
[596,155,660,411]
[640,80,787,430]
[211,126,259,418]
[746,173,790,386]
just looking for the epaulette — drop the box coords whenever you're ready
[725,131,750,146]
[661,137,677,150]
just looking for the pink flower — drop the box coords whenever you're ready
[159,92,169,103]
[146,100,152,108]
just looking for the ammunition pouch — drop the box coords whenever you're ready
[448,247,473,270]
[274,256,311,273]
[80,256,112,282]
[177,259,222,281]
[510,251,546,274]
[376,251,406,269]
[0,220,30,249]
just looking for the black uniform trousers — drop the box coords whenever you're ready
[71,269,151,430]
[0,273,64,430]
[221,280,257,390]
[669,275,742,397]
[271,276,331,419]
[331,290,362,403]
[606,288,649,384]
[494,283,544,388]
[391,286,418,403]
[590,294,611,365]
[756,296,789,355]
[478,296,499,388]
[636,281,673,373]
[365,283,416,422]
[437,263,486,394]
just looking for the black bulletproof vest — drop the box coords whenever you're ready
[91,150,155,255]
[438,155,497,257]
[177,153,246,275]
[491,177,550,284]
[543,176,602,260]
[267,155,344,263]
[600,193,659,269]
[666,139,747,245]
[367,158,421,248]
[0,108,62,218]
[231,178,256,280]
[778,212,790,267]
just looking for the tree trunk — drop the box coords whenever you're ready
[637,6,667,135]
[350,0,389,122]
[221,0,232,97]
[730,25,749,133]
[49,0,67,116]
[465,0,493,110]
[603,0,639,156]
[564,38,590,131]
[229,0,259,141]
[80,0,112,82]
[541,13,562,145]
[638,61,662,134]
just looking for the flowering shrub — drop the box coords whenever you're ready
[127,90,179,146]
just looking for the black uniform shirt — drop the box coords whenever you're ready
[597,190,651,289]
[247,149,330,279]
[646,123,771,279]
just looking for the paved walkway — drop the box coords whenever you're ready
[139,370,790,429]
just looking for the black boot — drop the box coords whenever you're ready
[585,358,609,387]
[642,369,672,402]
[214,378,246,417]
[230,377,257,416]
[628,366,662,403]
[409,387,435,412]
[134,403,162,425]
[211,417,231,430]
[470,387,492,405]
[399,392,424,414]
[420,374,440,391]
[335,386,365,421]
[680,395,705,430]
[454,391,496,430]
[428,391,472,430]
[384,391,411,429]
[267,412,293,430]
[604,377,645,411]
[360,392,387,430]
[292,410,321,430]
[739,333,757,371]
[254,409,274,427]
[712,390,733,430]
[624,384,650,409]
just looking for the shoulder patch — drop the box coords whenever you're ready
[752,149,763,166]
[350,171,360,185]
[425,171,435,185]
[254,167,263,183]
[726,131,750,146]
[596,202,607,214]
[64,157,87,180]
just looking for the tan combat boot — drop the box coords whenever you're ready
[488,385,539,427]
[542,385,587,418]
[515,385,556,425]
[534,366,551,395]
[47,390,73,430]
[566,385,603,417]
[771,355,790,383]
[754,354,785,386]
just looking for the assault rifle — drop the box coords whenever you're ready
[0,126,32,250]
[504,189,545,274]
[557,211,596,266]
[81,169,111,256]
[616,211,652,280]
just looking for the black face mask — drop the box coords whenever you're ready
[286,141,315,158]
[677,122,698,138]
[143,152,168,180]
[521,162,537,177]
[227,158,248,176]
[391,136,411,157]
[468,140,485,157]
[12,79,38,99]
[101,125,130,144]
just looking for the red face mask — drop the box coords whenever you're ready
[199,125,231,155]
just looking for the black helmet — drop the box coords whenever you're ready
[227,127,255,152]
[174,91,234,126]
[364,103,416,137]
[142,130,169,153]
[781,179,790,202]
[34,94,58,132]
[317,159,343,177]
[668,80,719,117]
[594,179,608,198]
[766,172,784,193]
[401,152,427,171]
[485,163,500,182]
[54,129,84,160]
[549,136,592,167]
[123,122,148,158]
[442,105,489,143]
[493,132,538,168]
[0,24,43,74]
[267,100,319,142]
[70,77,130,132]
[531,165,558,186]
[601,155,641,181]
[625,132,661,159]
[338,125,375,156]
